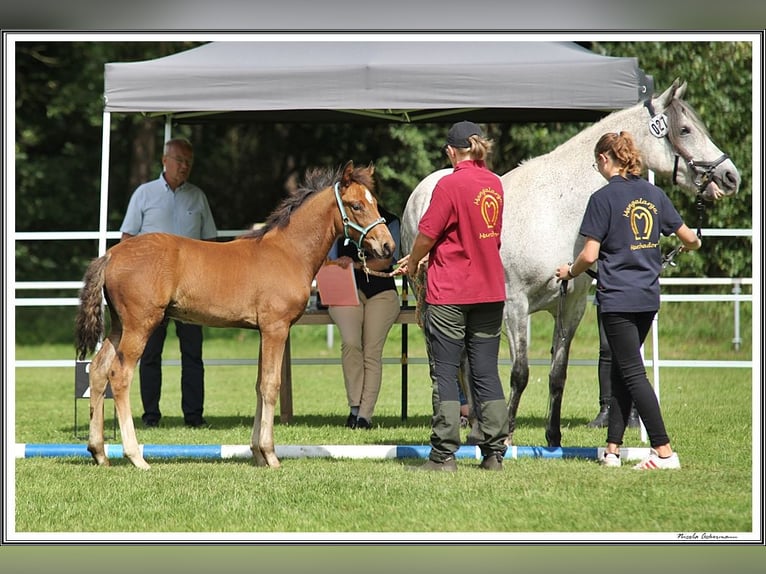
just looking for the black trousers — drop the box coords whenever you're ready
[140,319,205,423]
[596,305,613,404]
[600,311,670,448]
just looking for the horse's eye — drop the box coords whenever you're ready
[350,203,362,212]
[680,126,691,135]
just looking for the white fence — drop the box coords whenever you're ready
[13,228,754,371]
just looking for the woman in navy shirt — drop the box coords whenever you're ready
[556,131,701,470]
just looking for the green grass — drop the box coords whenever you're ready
[11,302,755,537]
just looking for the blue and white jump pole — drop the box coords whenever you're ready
[15,443,651,461]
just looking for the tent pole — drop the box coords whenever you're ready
[98,111,111,257]
[164,114,173,141]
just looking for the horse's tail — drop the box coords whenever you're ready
[75,253,110,360]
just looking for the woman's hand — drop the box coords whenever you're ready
[391,254,410,277]
[555,263,574,282]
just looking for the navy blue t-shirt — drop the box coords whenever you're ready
[579,175,683,313]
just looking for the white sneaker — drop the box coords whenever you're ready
[600,452,621,467]
[633,449,681,470]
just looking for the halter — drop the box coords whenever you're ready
[333,181,386,275]
[644,99,727,238]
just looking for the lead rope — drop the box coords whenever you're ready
[556,268,598,347]
[355,249,371,281]
[556,279,569,347]
[352,260,392,278]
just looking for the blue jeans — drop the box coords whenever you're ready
[600,311,670,448]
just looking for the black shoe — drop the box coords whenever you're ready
[479,452,504,471]
[184,416,208,428]
[142,416,160,428]
[345,413,358,428]
[354,417,372,430]
[409,456,457,472]
[627,406,641,428]
[586,404,610,428]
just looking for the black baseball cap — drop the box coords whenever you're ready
[445,121,483,149]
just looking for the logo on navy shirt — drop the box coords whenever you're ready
[624,198,660,250]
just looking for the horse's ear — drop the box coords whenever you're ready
[367,162,375,177]
[656,80,678,109]
[675,80,687,100]
[341,161,354,187]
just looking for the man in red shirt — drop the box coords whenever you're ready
[397,121,508,471]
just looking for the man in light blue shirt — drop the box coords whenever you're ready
[120,137,217,428]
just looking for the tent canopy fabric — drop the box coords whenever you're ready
[104,41,652,123]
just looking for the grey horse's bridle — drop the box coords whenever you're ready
[644,99,729,196]
[644,98,727,238]
[333,181,386,269]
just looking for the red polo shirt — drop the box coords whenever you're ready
[418,160,506,305]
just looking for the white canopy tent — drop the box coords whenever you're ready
[98,39,651,252]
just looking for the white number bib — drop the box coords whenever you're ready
[648,113,669,138]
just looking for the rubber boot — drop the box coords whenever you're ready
[428,400,461,463]
[476,399,509,459]
[465,420,482,445]
[587,402,610,428]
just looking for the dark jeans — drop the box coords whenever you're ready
[140,319,205,424]
[600,311,670,448]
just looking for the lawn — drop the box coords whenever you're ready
[9,302,757,541]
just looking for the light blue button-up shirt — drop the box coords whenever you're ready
[120,173,218,240]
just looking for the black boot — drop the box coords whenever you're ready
[587,403,610,428]
[627,405,641,428]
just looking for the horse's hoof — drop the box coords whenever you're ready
[251,451,269,467]
[88,447,109,466]
[251,446,281,468]
[545,431,562,448]
[128,457,151,470]
[252,458,281,469]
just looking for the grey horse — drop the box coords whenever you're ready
[401,79,740,447]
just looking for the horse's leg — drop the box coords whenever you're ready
[87,338,116,466]
[250,325,290,469]
[503,299,530,446]
[110,330,151,470]
[250,349,266,467]
[545,290,588,447]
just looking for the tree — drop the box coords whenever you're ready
[14,39,753,342]
[591,41,752,278]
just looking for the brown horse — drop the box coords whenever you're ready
[75,161,394,470]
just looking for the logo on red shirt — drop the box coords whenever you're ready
[474,187,502,238]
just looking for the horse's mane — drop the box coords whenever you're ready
[512,95,706,173]
[666,97,711,141]
[240,164,375,240]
